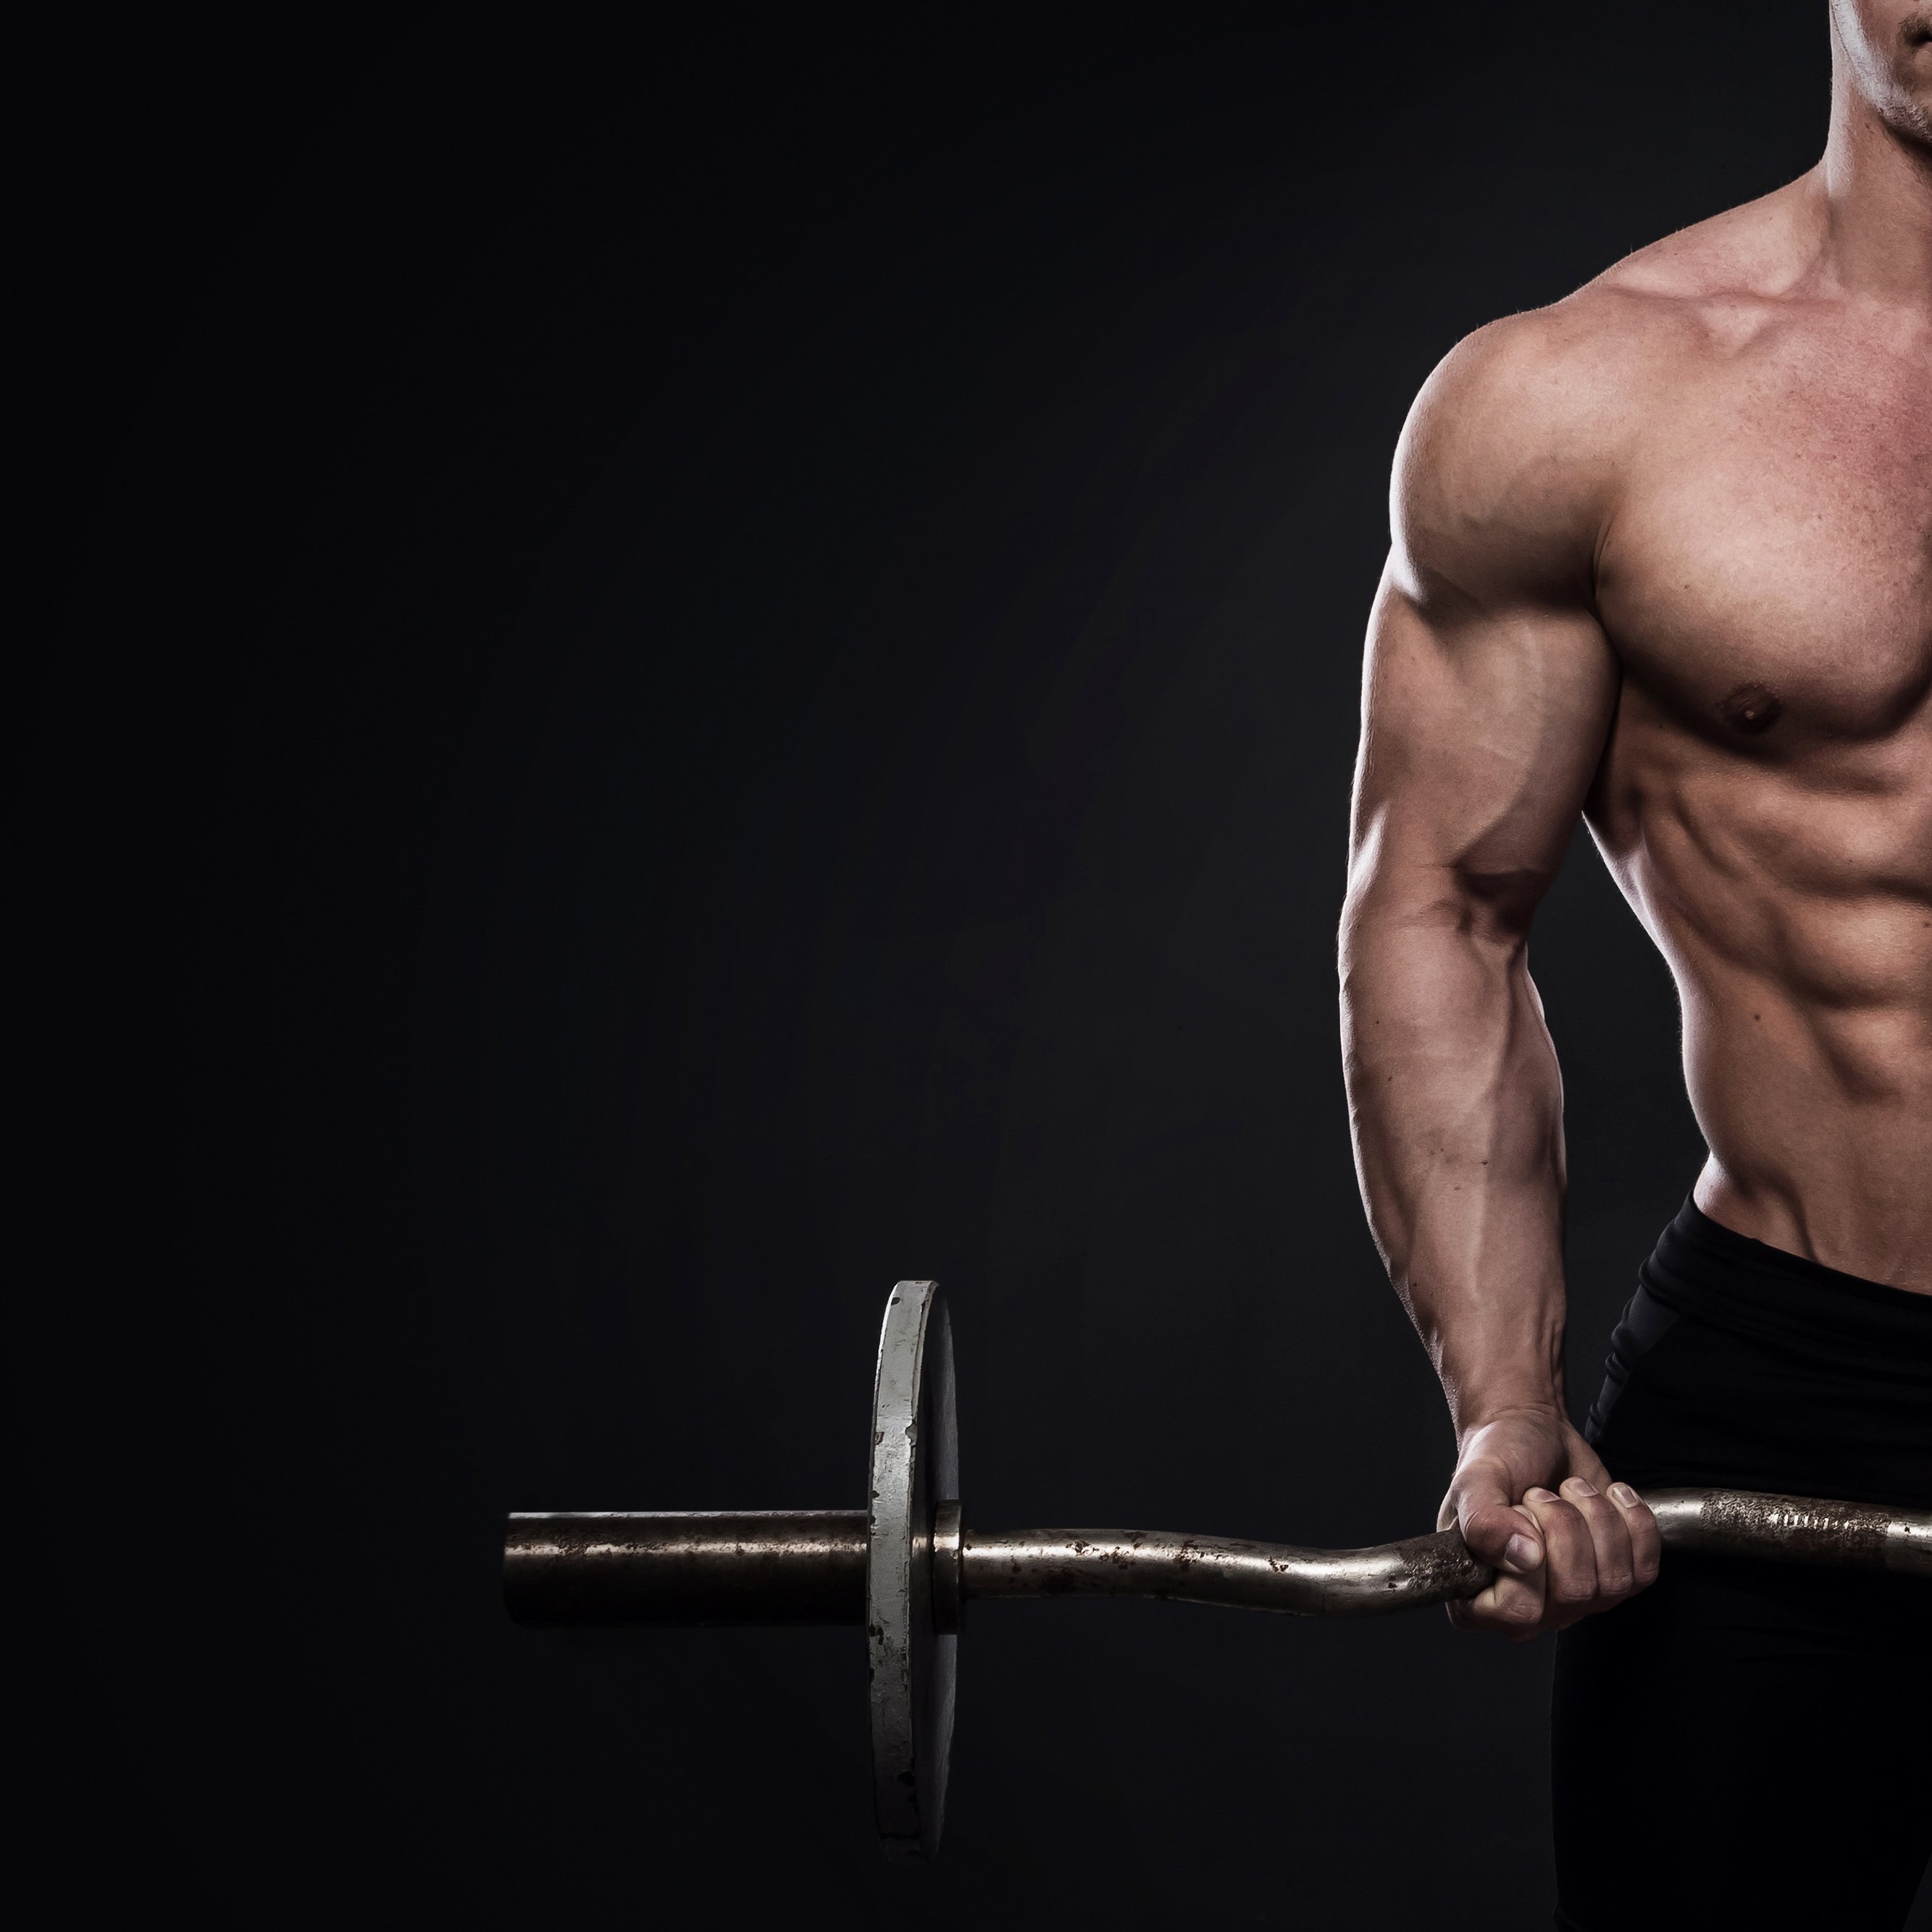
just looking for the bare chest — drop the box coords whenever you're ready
[1597,332,1932,747]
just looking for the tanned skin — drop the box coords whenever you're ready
[1342,0,1932,1640]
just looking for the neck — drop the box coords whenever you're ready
[1814,30,1932,305]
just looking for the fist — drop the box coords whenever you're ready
[1439,1407,1660,1639]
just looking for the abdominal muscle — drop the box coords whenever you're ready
[1586,737,1932,1295]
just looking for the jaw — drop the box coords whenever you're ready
[1833,1,1932,147]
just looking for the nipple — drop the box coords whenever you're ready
[1718,683,1783,735]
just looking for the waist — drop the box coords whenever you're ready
[1663,971,1932,1290]
[1585,1201,1932,1506]
[1644,1199,1932,1352]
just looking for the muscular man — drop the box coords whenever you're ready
[1339,5,1931,1925]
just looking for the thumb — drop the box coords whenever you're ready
[1455,1472,1545,1578]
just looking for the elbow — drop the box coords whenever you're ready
[1444,863,1547,942]
[1339,861,1547,976]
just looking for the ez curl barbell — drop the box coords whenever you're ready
[504,1280,1932,1859]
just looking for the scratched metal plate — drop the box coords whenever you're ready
[866,1279,958,1859]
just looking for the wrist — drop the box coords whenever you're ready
[1447,1385,1566,1445]
[1438,1331,1566,1442]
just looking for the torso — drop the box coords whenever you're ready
[1564,190,1932,1289]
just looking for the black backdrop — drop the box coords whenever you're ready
[23,9,1836,1926]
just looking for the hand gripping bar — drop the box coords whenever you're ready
[503,1488,1932,1626]
[504,1281,1931,1858]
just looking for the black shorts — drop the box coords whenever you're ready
[1552,1200,1932,1932]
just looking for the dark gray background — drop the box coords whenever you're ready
[24,8,1862,1925]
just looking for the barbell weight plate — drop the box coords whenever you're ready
[867,1279,958,1860]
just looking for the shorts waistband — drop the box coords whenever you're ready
[1641,1199,1932,1361]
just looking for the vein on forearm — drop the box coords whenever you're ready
[1341,874,1568,1427]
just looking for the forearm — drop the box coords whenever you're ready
[1337,346,1650,1635]
[1339,895,1569,1433]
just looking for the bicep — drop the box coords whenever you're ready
[1350,564,1618,928]
[1348,317,1624,926]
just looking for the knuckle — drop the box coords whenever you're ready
[1541,1526,1581,1563]
[1542,1500,1584,1536]
[1591,1526,1634,1568]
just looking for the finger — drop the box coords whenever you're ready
[1559,1476,1635,1598]
[1447,1567,1546,1640]
[1450,1458,1546,1575]
[1458,1495,1545,1578]
[1520,1488,1596,1616]
[1607,1481,1662,1589]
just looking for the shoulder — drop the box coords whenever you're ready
[1411,174,1817,444]
[1390,301,1639,608]
[1392,178,1813,606]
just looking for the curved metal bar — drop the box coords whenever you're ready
[959,1489,1932,1618]
[1639,1488,1930,1577]
[961,1526,1489,1615]
[502,1489,1932,1628]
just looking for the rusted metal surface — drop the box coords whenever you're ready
[505,1279,1932,1861]
[959,1526,1494,1615]
[1641,1488,1930,1576]
[502,1488,1929,1630]
[866,1281,957,1862]
[954,1491,1926,1614]
[503,1510,866,1624]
